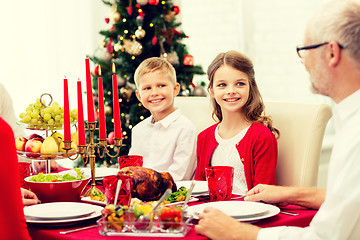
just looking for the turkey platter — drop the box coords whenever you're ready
[118,166,177,202]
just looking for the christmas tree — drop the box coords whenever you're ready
[88,0,204,166]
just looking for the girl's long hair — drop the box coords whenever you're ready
[207,51,279,138]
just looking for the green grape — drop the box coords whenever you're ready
[40,109,45,117]
[48,119,55,125]
[31,110,39,119]
[36,98,41,103]
[54,115,62,122]
[70,117,74,123]
[34,102,42,109]
[19,113,25,119]
[60,119,64,124]
[51,102,59,108]
[43,113,51,121]
[44,107,51,114]
[37,119,43,125]
[30,118,38,125]
[53,107,61,115]
[26,110,32,115]
[71,109,78,120]
[23,115,31,123]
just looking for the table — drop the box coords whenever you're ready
[27,197,316,240]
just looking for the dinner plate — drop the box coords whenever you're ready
[80,167,118,179]
[24,202,96,220]
[25,204,103,225]
[164,197,199,207]
[81,196,106,206]
[175,180,208,195]
[187,201,280,221]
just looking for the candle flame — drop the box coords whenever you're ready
[98,65,102,76]
[112,62,116,74]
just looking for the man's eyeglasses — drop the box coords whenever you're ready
[296,42,344,58]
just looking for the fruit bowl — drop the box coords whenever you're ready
[17,150,78,160]
[25,170,90,203]
[16,121,77,131]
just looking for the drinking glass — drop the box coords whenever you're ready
[205,166,234,202]
[103,175,133,206]
[118,155,143,169]
[18,162,32,189]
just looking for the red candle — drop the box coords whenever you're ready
[85,57,95,122]
[77,81,86,145]
[63,78,71,142]
[98,66,107,139]
[112,63,122,139]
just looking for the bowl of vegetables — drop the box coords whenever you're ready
[25,168,90,203]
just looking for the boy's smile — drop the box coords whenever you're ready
[136,70,180,122]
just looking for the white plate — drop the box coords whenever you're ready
[187,201,279,221]
[163,197,199,207]
[175,181,208,195]
[25,204,103,225]
[81,167,118,179]
[81,196,106,206]
[24,202,96,220]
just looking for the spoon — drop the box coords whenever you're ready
[113,179,122,206]
[136,188,172,222]
[182,180,196,210]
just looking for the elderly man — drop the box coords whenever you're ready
[195,0,360,239]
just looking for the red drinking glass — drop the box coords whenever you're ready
[103,175,133,206]
[118,155,143,169]
[205,166,234,202]
[18,162,32,189]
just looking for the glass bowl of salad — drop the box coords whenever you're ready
[25,168,90,203]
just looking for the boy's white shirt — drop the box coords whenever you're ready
[129,108,197,181]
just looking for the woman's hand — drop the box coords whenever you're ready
[21,188,40,206]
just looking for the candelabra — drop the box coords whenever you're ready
[62,121,122,197]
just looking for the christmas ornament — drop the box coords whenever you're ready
[93,65,100,76]
[117,74,126,87]
[120,86,133,99]
[135,27,146,39]
[94,47,112,61]
[160,27,174,45]
[105,18,110,24]
[123,39,143,56]
[180,88,190,96]
[108,131,115,145]
[148,0,159,5]
[152,36,158,45]
[193,85,207,97]
[127,7,133,15]
[114,42,123,52]
[183,55,194,66]
[136,0,148,5]
[111,11,121,22]
[105,105,112,115]
[167,52,179,65]
[173,29,181,35]
[164,11,176,22]
[172,5,180,15]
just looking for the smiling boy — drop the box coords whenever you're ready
[128,57,197,181]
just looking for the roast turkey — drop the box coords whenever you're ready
[117,166,177,202]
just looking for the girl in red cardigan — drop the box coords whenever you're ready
[194,51,279,194]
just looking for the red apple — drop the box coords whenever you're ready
[108,131,115,145]
[28,133,44,142]
[25,139,43,158]
[15,137,28,151]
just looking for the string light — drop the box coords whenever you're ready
[120,36,124,40]
[129,125,133,129]
[161,1,165,4]
[122,18,127,22]
[131,56,135,60]
[149,23,154,27]
[119,98,123,102]
[121,113,125,117]
[124,30,129,34]
[107,91,112,95]
[122,131,127,136]
[140,116,144,120]
[138,103,142,107]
